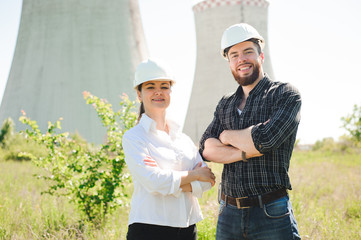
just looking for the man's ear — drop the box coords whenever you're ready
[260,52,265,63]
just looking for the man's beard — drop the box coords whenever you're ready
[232,62,260,86]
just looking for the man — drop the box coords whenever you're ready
[199,23,301,239]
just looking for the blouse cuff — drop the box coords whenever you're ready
[171,171,184,197]
[191,181,203,198]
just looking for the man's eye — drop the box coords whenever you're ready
[161,87,169,89]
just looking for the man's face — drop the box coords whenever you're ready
[227,41,264,86]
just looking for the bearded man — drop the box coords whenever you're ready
[199,23,302,240]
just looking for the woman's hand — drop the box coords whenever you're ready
[180,183,192,192]
[192,162,216,186]
[145,156,216,188]
[143,155,158,167]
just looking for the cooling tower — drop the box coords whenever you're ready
[0,0,147,143]
[184,0,274,143]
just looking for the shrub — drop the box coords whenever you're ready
[19,92,137,226]
[312,137,336,152]
[0,122,47,162]
[0,118,15,148]
[341,104,361,143]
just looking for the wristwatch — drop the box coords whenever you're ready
[242,151,247,162]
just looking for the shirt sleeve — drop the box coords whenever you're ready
[199,98,225,158]
[122,132,184,197]
[251,83,302,153]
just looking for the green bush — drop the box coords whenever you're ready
[0,128,47,162]
[0,117,15,148]
[19,92,137,226]
[312,137,337,152]
[341,104,361,143]
[311,136,360,154]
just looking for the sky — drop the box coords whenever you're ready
[0,0,361,144]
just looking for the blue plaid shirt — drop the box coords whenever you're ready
[199,75,301,197]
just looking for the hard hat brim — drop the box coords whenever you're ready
[221,39,265,59]
[134,77,176,89]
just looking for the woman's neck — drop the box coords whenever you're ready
[145,110,169,134]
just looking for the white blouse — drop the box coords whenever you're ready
[122,114,212,228]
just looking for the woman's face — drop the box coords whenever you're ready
[137,80,172,113]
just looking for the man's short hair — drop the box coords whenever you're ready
[224,38,262,58]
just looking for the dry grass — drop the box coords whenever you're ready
[289,151,361,239]
[197,151,361,239]
[0,161,130,239]
[1,150,360,239]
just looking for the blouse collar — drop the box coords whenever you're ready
[139,113,181,136]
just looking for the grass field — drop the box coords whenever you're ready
[0,150,360,239]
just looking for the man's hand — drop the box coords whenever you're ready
[219,130,231,145]
[218,126,262,157]
[220,119,270,147]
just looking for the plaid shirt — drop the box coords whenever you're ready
[199,75,301,197]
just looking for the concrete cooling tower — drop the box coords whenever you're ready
[0,0,147,143]
[184,0,274,143]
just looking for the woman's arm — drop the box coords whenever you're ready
[186,152,214,197]
[144,155,215,194]
[123,134,187,196]
[144,158,215,187]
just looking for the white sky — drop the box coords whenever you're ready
[1,0,360,144]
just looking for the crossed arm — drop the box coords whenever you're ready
[144,158,215,192]
[202,83,301,164]
[202,125,263,164]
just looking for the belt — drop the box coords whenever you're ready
[221,188,288,209]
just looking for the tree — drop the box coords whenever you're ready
[341,104,361,143]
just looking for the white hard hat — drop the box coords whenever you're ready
[221,23,265,58]
[134,58,175,89]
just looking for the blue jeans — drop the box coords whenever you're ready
[216,195,301,240]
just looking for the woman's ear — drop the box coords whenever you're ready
[137,90,142,102]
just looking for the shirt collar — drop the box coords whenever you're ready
[249,73,271,96]
[138,113,181,136]
[138,113,155,133]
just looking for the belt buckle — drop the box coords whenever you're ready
[235,196,250,209]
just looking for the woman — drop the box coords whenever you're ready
[122,58,215,240]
